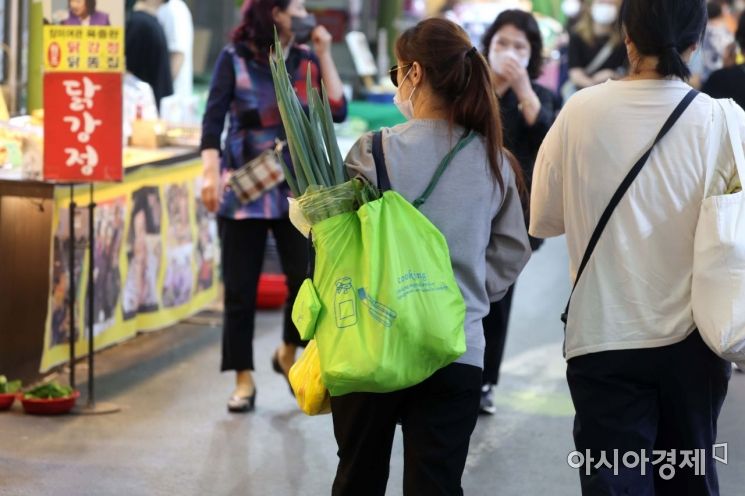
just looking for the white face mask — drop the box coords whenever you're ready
[489,49,529,76]
[562,0,582,18]
[591,3,618,25]
[393,67,416,120]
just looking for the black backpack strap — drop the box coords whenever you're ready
[371,131,392,192]
[306,233,316,279]
[561,89,699,326]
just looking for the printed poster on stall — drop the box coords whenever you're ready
[42,0,124,183]
[43,25,125,73]
[41,160,220,372]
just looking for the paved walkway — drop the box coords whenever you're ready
[1,238,743,495]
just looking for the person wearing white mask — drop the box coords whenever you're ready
[566,0,627,94]
[562,0,582,18]
[477,8,561,415]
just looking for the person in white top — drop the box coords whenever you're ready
[531,0,740,494]
[157,0,194,99]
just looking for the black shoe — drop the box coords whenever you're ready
[272,350,295,397]
[479,384,496,415]
[227,389,256,413]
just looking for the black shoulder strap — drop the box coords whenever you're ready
[561,89,699,325]
[372,131,392,192]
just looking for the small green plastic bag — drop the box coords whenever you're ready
[292,278,322,340]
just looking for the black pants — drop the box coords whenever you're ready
[482,286,514,385]
[219,217,308,372]
[330,363,482,496]
[481,236,540,386]
[567,330,731,496]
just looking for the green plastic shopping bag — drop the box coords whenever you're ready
[293,191,466,396]
[291,130,475,396]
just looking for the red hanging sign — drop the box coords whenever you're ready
[44,72,123,182]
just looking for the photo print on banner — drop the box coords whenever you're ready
[195,177,218,293]
[162,183,194,308]
[122,186,162,319]
[85,196,126,336]
[43,0,125,27]
[49,207,90,346]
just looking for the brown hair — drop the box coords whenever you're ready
[233,0,291,51]
[573,1,622,46]
[395,18,522,192]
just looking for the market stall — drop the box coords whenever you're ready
[0,146,218,382]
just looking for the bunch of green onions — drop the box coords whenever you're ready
[269,30,346,196]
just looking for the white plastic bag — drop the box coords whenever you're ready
[288,198,311,238]
[692,99,745,368]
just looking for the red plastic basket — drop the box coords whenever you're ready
[256,274,289,309]
[19,390,80,415]
[0,393,15,411]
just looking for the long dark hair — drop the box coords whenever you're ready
[233,0,291,51]
[737,9,745,49]
[481,9,544,80]
[396,18,522,192]
[620,0,707,79]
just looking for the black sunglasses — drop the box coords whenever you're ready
[389,64,412,87]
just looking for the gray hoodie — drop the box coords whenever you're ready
[345,119,531,369]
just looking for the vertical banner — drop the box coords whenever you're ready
[44,72,123,181]
[42,23,125,182]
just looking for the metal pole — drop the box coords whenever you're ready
[75,184,118,415]
[68,185,76,390]
[87,184,95,407]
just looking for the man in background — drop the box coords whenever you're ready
[157,0,194,100]
[126,0,173,106]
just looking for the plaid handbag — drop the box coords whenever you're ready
[228,140,286,204]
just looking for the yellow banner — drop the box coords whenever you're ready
[43,26,124,73]
[41,160,219,371]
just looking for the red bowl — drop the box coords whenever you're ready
[0,393,16,411]
[256,274,289,309]
[19,391,80,415]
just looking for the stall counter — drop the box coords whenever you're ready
[0,147,219,383]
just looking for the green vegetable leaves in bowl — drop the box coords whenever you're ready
[24,382,74,400]
[0,375,22,394]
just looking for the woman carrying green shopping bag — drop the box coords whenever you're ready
[329,18,531,495]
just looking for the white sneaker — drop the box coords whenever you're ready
[479,384,496,415]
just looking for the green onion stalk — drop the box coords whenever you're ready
[269,29,380,224]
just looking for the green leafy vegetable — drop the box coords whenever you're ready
[0,375,21,394]
[269,28,382,226]
[24,382,74,400]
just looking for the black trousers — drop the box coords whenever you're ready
[482,286,514,385]
[219,217,308,372]
[481,236,540,386]
[330,363,482,496]
[567,330,731,496]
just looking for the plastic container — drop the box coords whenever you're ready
[257,274,289,309]
[19,391,80,415]
[0,393,15,411]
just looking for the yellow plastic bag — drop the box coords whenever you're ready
[288,340,331,415]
